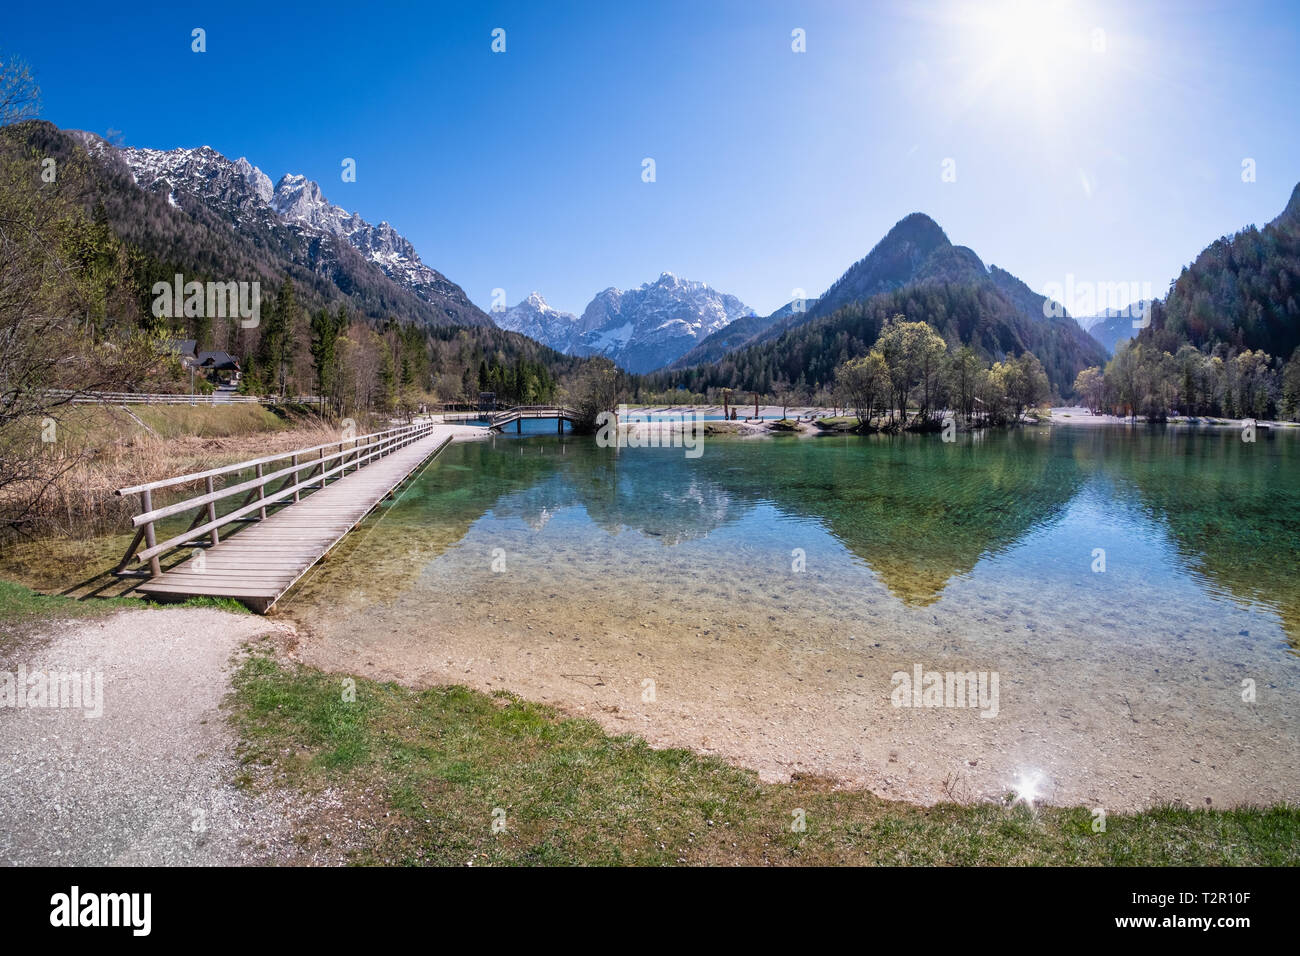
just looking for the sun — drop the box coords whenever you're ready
[979,0,1078,74]
[948,0,1099,128]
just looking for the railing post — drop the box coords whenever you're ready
[319,447,326,488]
[292,454,301,502]
[205,476,220,545]
[256,463,267,519]
[141,490,162,577]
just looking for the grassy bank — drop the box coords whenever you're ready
[232,654,1300,866]
[0,579,248,632]
[0,578,141,633]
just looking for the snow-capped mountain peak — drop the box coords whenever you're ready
[494,293,581,348]
[233,157,273,204]
[270,173,331,224]
[110,138,489,327]
[118,145,278,222]
[490,274,753,373]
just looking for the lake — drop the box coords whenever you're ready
[285,424,1300,809]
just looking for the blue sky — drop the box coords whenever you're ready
[6,0,1298,317]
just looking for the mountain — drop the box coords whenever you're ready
[798,214,1070,328]
[736,213,1098,369]
[93,132,490,328]
[265,173,483,324]
[571,273,753,373]
[489,273,754,374]
[802,213,954,322]
[1141,182,1300,358]
[0,120,592,410]
[1076,304,1149,355]
[668,297,818,370]
[647,214,1108,396]
[492,292,582,351]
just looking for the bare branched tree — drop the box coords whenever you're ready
[566,357,620,433]
[0,55,40,127]
[0,64,172,534]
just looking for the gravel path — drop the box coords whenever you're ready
[0,608,295,866]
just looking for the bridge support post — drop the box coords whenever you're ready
[517,418,522,434]
[205,477,220,545]
[141,490,162,577]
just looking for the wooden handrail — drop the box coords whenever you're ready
[439,405,578,427]
[128,436,393,527]
[133,429,438,564]
[117,422,430,495]
[114,421,438,576]
[487,405,577,422]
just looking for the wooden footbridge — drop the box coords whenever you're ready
[114,421,454,613]
[440,405,578,432]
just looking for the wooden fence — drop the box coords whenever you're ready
[44,390,320,406]
[114,420,436,577]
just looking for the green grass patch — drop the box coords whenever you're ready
[171,595,252,614]
[129,404,290,440]
[30,403,292,450]
[0,578,249,635]
[230,654,1300,866]
[0,578,140,629]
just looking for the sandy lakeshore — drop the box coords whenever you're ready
[287,579,1300,813]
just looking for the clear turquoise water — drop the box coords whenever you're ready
[307,424,1300,639]
[287,424,1300,806]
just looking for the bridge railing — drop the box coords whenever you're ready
[114,420,438,577]
[487,405,579,425]
[439,410,490,422]
[436,405,577,427]
[44,390,323,406]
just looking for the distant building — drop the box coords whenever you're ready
[196,350,241,386]
[165,339,199,368]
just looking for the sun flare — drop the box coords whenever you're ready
[979,0,1078,73]
[946,0,1103,132]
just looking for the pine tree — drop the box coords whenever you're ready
[309,308,338,414]
[256,276,298,398]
